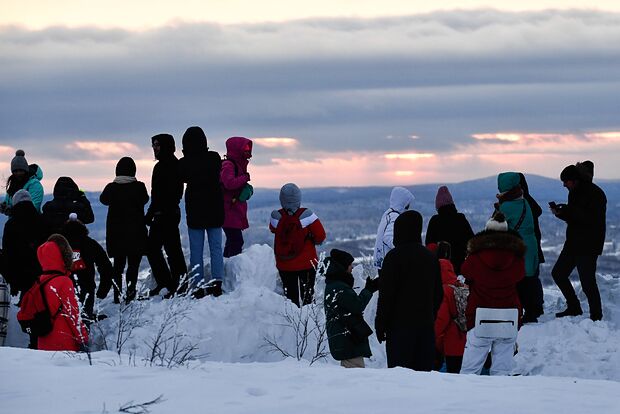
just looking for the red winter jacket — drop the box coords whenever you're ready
[269,208,326,272]
[461,230,525,331]
[37,241,89,351]
[434,259,467,356]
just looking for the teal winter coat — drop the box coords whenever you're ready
[324,263,374,361]
[497,172,539,277]
[4,165,44,212]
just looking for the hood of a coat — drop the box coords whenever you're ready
[53,176,79,199]
[10,199,38,221]
[152,134,176,160]
[29,164,43,181]
[393,210,423,246]
[37,236,73,274]
[182,126,209,155]
[225,137,252,161]
[116,157,137,177]
[467,230,526,271]
[279,183,301,213]
[389,187,414,213]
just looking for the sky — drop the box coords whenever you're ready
[1,1,620,190]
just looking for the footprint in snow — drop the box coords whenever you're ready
[246,387,267,397]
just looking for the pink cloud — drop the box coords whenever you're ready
[65,141,141,159]
[252,137,298,149]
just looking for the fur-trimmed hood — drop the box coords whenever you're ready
[38,234,73,274]
[467,230,526,257]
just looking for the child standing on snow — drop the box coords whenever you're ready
[324,249,379,368]
[429,241,468,374]
[269,183,326,307]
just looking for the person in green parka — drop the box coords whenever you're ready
[324,249,379,368]
[495,172,540,323]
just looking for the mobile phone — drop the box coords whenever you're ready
[548,201,557,209]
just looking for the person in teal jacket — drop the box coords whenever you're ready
[324,249,379,368]
[1,150,44,215]
[496,172,540,322]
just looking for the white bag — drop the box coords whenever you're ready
[474,308,518,339]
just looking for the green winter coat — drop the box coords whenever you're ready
[497,172,539,277]
[324,263,374,361]
[4,165,44,213]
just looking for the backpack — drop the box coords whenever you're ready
[274,208,308,262]
[71,249,87,272]
[16,272,64,336]
[450,284,469,332]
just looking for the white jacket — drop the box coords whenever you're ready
[373,187,415,268]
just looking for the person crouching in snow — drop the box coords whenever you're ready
[36,234,89,351]
[373,187,414,271]
[459,213,525,376]
[429,241,467,374]
[324,249,379,368]
[269,183,326,307]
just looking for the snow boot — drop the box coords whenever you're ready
[555,306,583,318]
[192,280,223,299]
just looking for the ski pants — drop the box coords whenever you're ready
[460,329,516,376]
[552,249,602,318]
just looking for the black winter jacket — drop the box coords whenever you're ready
[100,181,149,257]
[178,135,224,229]
[557,181,607,255]
[425,204,474,274]
[42,177,94,233]
[147,135,183,219]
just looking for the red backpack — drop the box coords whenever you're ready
[274,208,308,262]
[17,272,64,336]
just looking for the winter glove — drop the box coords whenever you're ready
[364,276,380,293]
[376,328,386,344]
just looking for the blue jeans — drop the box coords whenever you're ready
[188,227,224,287]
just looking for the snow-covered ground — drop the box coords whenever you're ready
[2,244,620,413]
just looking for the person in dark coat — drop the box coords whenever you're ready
[62,215,115,320]
[459,213,525,376]
[42,177,94,233]
[1,190,49,296]
[375,210,443,371]
[517,173,545,322]
[178,127,225,297]
[324,249,379,368]
[551,161,607,321]
[99,157,149,303]
[425,186,474,275]
[146,133,187,296]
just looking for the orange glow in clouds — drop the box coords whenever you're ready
[66,141,141,158]
[252,138,298,149]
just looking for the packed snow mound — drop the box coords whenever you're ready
[5,244,620,381]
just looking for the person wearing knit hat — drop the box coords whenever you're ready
[2,149,44,215]
[551,161,606,321]
[459,214,526,376]
[324,248,378,368]
[375,209,443,372]
[12,189,32,206]
[373,187,415,270]
[269,183,326,307]
[100,156,149,303]
[426,185,474,275]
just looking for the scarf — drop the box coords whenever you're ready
[113,176,137,185]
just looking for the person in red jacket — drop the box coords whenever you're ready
[37,234,89,351]
[269,183,326,307]
[459,213,525,375]
[430,241,467,374]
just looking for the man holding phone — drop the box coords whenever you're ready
[550,161,607,321]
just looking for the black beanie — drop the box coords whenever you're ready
[116,156,137,177]
[560,165,580,181]
[330,249,354,269]
[393,210,423,246]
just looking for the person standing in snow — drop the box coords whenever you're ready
[1,150,44,215]
[373,187,414,271]
[518,173,545,321]
[178,127,225,298]
[221,137,253,258]
[324,249,379,368]
[99,157,149,303]
[62,214,115,321]
[375,210,443,372]
[42,176,94,234]
[146,134,187,296]
[459,213,524,376]
[495,172,540,323]
[270,183,326,306]
[429,241,467,374]
[33,234,89,351]
[550,161,606,321]
[0,274,9,346]
[425,186,474,275]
